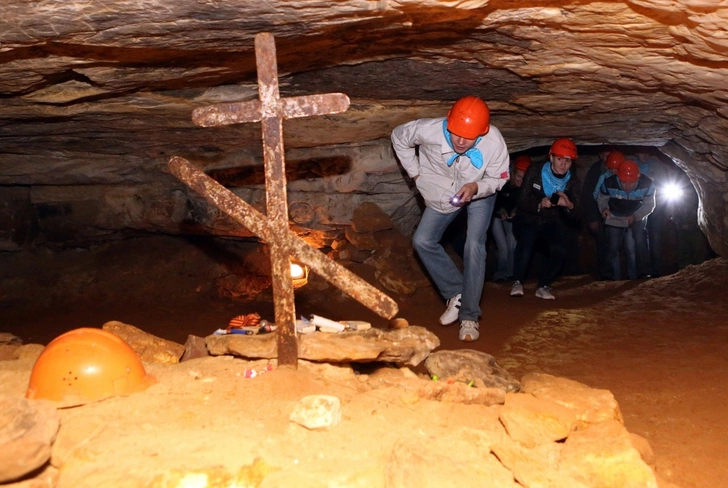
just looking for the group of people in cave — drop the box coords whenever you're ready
[390,96,696,343]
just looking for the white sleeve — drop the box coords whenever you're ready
[391,121,422,179]
[474,135,510,198]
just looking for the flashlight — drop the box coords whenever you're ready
[663,182,684,201]
[450,195,460,205]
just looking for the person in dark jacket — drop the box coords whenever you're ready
[491,154,531,282]
[581,148,612,280]
[510,138,581,300]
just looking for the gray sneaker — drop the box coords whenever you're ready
[535,286,555,300]
[510,280,524,297]
[439,293,461,326]
[459,320,480,342]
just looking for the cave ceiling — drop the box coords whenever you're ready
[0,1,727,254]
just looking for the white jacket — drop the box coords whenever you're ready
[391,117,510,214]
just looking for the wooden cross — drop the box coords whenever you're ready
[169,33,398,367]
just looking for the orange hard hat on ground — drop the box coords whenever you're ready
[447,96,490,139]
[26,328,156,406]
[549,138,578,160]
[513,155,531,172]
[618,160,640,183]
[606,151,626,170]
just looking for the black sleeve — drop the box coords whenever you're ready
[564,175,582,221]
[517,163,545,216]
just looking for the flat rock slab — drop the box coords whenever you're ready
[206,326,439,367]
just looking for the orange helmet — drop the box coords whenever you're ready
[513,155,531,173]
[617,160,641,183]
[606,151,626,170]
[447,96,490,139]
[549,138,578,160]
[26,328,156,406]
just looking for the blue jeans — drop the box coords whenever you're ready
[412,195,496,322]
[608,229,636,280]
[605,218,650,280]
[491,217,517,280]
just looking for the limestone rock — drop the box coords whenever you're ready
[13,344,45,362]
[425,349,521,392]
[559,420,658,488]
[0,396,59,483]
[206,325,439,367]
[0,333,22,345]
[289,395,342,430]
[520,372,623,429]
[388,317,409,329]
[387,428,518,488]
[1,464,59,488]
[102,321,184,365]
[179,334,210,362]
[499,392,577,447]
[416,381,506,406]
[351,202,393,234]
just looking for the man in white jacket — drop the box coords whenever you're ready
[391,96,510,341]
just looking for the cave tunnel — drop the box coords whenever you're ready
[1,2,727,487]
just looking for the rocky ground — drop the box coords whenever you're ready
[1,236,727,487]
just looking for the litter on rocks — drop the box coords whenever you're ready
[215,313,277,335]
[216,313,373,336]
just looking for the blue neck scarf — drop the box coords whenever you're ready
[443,120,483,169]
[541,162,571,197]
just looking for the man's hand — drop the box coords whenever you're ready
[601,208,611,219]
[626,215,636,225]
[451,182,478,207]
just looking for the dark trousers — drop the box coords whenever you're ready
[586,219,611,280]
[647,205,668,277]
[513,219,567,288]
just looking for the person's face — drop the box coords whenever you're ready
[550,155,572,176]
[636,151,649,162]
[512,169,525,187]
[621,180,638,192]
[449,133,477,154]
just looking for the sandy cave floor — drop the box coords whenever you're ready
[1,235,728,488]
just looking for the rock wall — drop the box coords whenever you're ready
[0,1,726,254]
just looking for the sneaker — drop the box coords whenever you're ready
[459,320,480,342]
[535,286,555,300]
[510,280,524,297]
[439,294,461,326]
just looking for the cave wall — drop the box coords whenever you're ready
[0,1,726,254]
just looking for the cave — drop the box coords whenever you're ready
[1,2,727,488]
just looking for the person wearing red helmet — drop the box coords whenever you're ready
[597,159,656,280]
[491,154,531,282]
[391,96,510,341]
[510,138,581,300]
[589,150,638,280]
